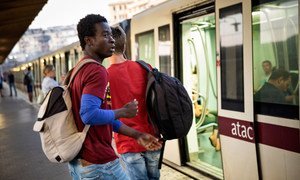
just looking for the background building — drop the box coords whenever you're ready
[3,25,77,69]
[109,0,167,24]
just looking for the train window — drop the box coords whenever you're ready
[74,50,79,63]
[52,56,56,68]
[158,25,171,75]
[64,51,70,72]
[252,0,299,119]
[135,30,155,66]
[219,3,244,112]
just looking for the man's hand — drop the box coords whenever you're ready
[114,99,138,119]
[122,99,138,118]
[118,124,162,151]
[136,133,162,151]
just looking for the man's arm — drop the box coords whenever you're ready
[80,94,137,125]
[117,123,162,151]
[80,94,161,150]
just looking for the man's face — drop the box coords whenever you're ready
[49,69,56,78]
[262,62,272,74]
[90,22,115,59]
[278,77,291,92]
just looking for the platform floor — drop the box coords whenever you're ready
[0,83,207,180]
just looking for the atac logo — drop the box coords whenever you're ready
[231,121,254,141]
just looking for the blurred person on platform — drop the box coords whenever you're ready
[8,71,17,97]
[41,65,59,96]
[24,67,34,102]
[0,74,4,97]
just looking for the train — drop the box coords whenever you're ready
[8,0,299,179]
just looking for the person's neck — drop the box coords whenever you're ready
[84,50,103,63]
[109,53,126,65]
[265,72,271,76]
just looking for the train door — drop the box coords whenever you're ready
[176,3,223,179]
[215,0,259,179]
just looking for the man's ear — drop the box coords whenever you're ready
[84,36,93,47]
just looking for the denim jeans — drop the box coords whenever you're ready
[9,83,17,96]
[68,158,129,180]
[121,150,161,180]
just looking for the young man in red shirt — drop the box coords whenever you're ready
[68,14,161,180]
[108,26,161,180]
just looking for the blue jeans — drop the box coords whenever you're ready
[9,83,17,96]
[121,150,161,180]
[68,158,129,180]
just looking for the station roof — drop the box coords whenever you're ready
[0,0,48,64]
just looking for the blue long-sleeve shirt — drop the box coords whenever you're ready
[80,94,122,132]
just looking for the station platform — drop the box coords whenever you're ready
[0,83,211,180]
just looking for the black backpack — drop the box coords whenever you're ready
[23,73,31,85]
[136,60,193,140]
[137,60,193,169]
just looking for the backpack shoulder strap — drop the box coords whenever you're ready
[65,59,99,133]
[136,60,151,72]
[66,59,101,88]
[136,60,156,95]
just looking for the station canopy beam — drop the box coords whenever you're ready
[0,0,48,64]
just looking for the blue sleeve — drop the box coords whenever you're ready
[112,120,122,132]
[80,94,118,126]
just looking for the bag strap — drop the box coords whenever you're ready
[158,139,166,169]
[136,60,158,104]
[136,60,162,138]
[136,60,151,72]
[66,59,101,133]
[82,125,90,134]
[136,60,155,99]
[66,59,101,88]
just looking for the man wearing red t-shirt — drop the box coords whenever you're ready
[108,26,161,180]
[68,14,161,180]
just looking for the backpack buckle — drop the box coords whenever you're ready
[152,68,161,81]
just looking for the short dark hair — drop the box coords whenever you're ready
[77,14,108,50]
[43,64,55,75]
[269,69,290,81]
[262,60,272,66]
[111,26,126,54]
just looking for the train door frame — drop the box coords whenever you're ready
[215,0,260,179]
[173,1,224,179]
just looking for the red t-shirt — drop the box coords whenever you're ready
[108,60,157,154]
[70,57,118,164]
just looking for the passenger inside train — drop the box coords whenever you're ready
[192,91,220,151]
[255,60,274,92]
[254,69,295,104]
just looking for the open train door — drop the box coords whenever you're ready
[215,0,259,179]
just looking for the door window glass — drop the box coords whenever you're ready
[158,25,171,75]
[135,30,155,66]
[219,3,244,112]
